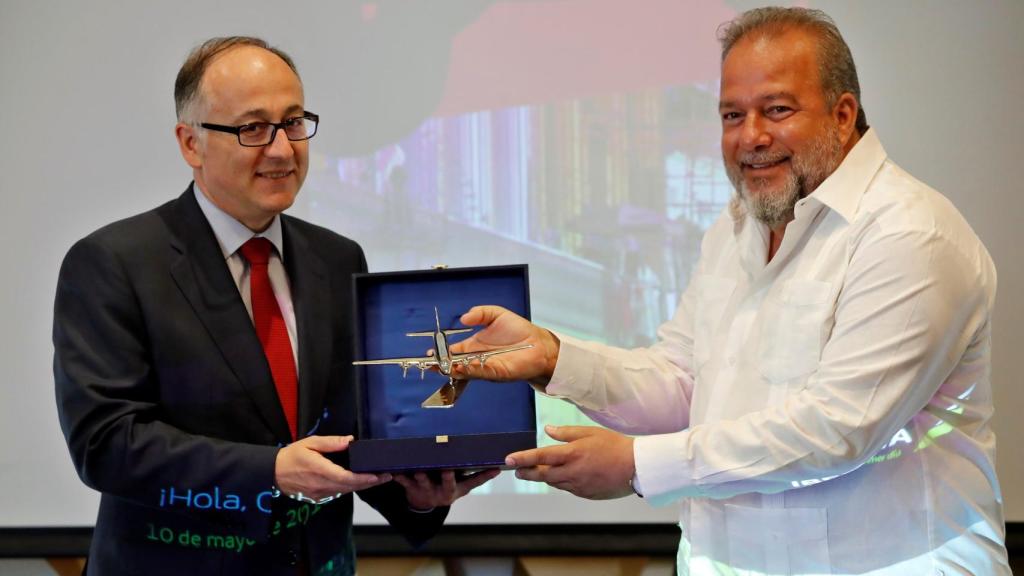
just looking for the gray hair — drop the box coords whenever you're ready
[717,7,868,134]
[174,36,300,124]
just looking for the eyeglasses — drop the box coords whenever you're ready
[200,111,319,147]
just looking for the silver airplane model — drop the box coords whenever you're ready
[353,307,532,408]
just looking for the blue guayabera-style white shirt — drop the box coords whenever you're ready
[547,130,1010,575]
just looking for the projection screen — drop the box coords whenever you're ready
[1,0,1020,531]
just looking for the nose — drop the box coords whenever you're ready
[263,126,295,159]
[740,114,772,151]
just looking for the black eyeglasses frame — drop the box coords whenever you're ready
[200,111,319,147]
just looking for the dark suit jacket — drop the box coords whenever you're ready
[54,186,446,575]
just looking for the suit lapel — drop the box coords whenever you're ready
[281,217,331,438]
[165,187,293,442]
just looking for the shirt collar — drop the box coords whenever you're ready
[801,128,887,223]
[193,184,285,261]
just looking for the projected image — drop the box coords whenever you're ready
[285,0,741,496]
[303,84,733,493]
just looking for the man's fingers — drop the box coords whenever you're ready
[300,435,353,454]
[459,305,509,328]
[304,455,356,485]
[276,439,392,499]
[505,445,569,468]
[282,467,388,500]
[440,471,457,495]
[343,470,390,487]
[514,464,555,483]
[413,472,433,491]
[516,460,576,485]
[544,425,594,443]
[337,469,391,490]
[458,469,500,494]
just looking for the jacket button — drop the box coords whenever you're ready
[287,549,298,566]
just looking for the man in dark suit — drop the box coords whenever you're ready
[53,36,496,576]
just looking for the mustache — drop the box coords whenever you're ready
[738,151,789,165]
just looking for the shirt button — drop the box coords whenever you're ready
[727,357,737,366]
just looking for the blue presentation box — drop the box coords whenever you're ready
[347,265,537,473]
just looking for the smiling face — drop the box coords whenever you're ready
[175,45,308,232]
[719,27,856,230]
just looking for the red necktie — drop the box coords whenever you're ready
[239,238,298,440]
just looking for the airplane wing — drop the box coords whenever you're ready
[353,356,439,379]
[448,344,533,368]
[406,328,473,337]
[355,344,533,408]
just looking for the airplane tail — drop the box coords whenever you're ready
[405,308,472,337]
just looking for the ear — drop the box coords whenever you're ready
[831,93,859,148]
[175,123,203,169]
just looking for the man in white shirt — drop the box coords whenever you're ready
[450,7,1010,574]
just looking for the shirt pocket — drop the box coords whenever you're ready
[725,503,831,574]
[758,279,833,384]
[693,275,737,371]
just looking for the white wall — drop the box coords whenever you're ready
[824,0,1024,520]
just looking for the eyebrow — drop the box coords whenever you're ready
[762,92,799,103]
[230,104,305,124]
[719,92,799,111]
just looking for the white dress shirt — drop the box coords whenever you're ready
[546,130,1009,575]
[194,187,299,370]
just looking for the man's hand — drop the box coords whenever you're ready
[394,469,501,510]
[274,435,391,501]
[450,305,560,384]
[505,425,635,500]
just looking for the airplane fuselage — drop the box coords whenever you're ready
[434,331,452,375]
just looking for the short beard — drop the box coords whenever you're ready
[726,123,843,228]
